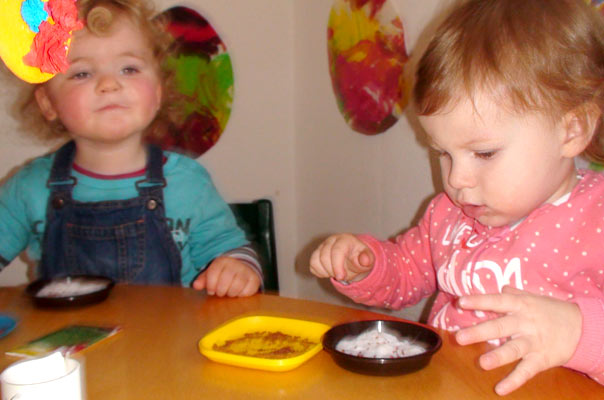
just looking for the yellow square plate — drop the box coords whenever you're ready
[199,315,331,372]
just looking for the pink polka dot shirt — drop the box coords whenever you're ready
[333,169,604,384]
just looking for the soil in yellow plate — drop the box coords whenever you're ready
[212,331,317,359]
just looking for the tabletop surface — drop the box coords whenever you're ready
[0,285,602,399]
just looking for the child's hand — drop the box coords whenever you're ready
[192,256,261,297]
[455,286,582,396]
[309,234,375,282]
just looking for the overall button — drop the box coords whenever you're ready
[147,199,158,210]
[52,197,65,209]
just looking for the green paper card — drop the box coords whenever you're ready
[6,325,120,358]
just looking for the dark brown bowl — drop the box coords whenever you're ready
[322,319,442,376]
[25,275,115,308]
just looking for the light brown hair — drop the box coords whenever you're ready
[17,0,175,141]
[413,0,604,161]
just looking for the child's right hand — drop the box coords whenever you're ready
[309,234,375,282]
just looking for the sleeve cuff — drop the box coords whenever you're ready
[221,246,264,290]
[194,246,264,289]
[564,296,604,374]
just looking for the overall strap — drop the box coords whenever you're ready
[135,144,166,196]
[46,141,77,196]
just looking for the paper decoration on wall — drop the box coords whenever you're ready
[0,0,82,83]
[327,0,409,135]
[590,0,604,13]
[575,1,604,172]
[152,6,233,157]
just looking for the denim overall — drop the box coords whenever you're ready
[39,141,182,284]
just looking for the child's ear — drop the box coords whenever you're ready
[34,86,58,121]
[560,102,601,158]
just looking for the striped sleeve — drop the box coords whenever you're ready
[221,245,264,287]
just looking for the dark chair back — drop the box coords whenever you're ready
[229,199,278,292]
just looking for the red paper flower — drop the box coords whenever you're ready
[23,0,82,74]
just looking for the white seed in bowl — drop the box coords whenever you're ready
[335,328,426,358]
[35,278,108,298]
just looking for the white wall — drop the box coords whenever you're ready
[169,0,298,297]
[293,0,445,320]
[0,0,446,321]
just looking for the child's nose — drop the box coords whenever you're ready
[96,74,121,93]
[447,160,474,190]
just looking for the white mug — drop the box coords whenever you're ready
[1,353,83,400]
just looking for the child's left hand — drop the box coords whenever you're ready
[192,256,261,297]
[455,286,582,396]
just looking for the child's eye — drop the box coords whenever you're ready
[70,71,90,80]
[475,151,496,160]
[122,66,140,75]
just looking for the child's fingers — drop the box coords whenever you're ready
[316,237,338,277]
[501,285,524,295]
[213,267,236,297]
[331,240,353,281]
[208,258,261,297]
[192,271,207,290]
[224,270,260,297]
[310,235,370,281]
[204,261,227,296]
[341,249,373,281]
[478,336,531,370]
[494,355,544,396]
[357,249,374,269]
[239,276,260,297]
[309,258,330,278]
[204,271,218,296]
[458,289,523,314]
[309,246,329,277]
[460,286,546,311]
[225,274,247,297]
[456,314,519,345]
[332,237,372,280]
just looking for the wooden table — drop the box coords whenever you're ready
[0,285,601,399]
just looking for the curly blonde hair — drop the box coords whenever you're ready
[17,0,176,142]
[413,0,604,162]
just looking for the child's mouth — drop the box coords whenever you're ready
[98,104,126,111]
[461,204,485,219]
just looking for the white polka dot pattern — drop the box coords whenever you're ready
[331,170,604,383]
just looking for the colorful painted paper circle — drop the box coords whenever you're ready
[152,6,233,157]
[0,0,81,83]
[327,0,409,135]
[590,0,604,13]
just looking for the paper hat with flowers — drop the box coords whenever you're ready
[0,0,82,83]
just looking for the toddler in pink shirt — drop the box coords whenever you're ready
[310,0,604,395]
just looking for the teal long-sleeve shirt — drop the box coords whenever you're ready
[0,149,248,286]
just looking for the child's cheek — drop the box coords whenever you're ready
[55,90,91,130]
[139,80,162,115]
